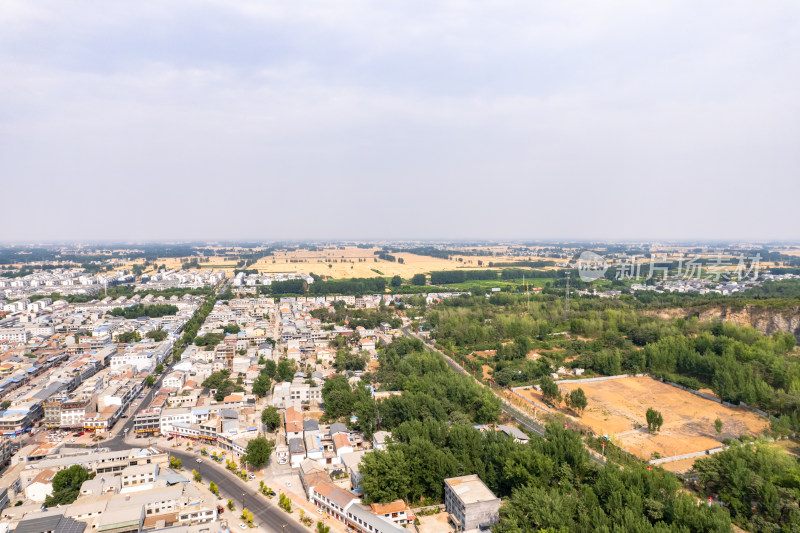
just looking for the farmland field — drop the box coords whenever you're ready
[248,246,560,279]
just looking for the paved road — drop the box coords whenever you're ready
[105,372,166,450]
[109,282,226,449]
[102,282,307,532]
[169,449,306,533]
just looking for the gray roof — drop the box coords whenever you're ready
[498,424,529,441]
[288,438,305,454]
[14,512,87,533]
[329,423,348,436]
[303,419,320,432]
[34,382,66,401]
[156,468,189,485]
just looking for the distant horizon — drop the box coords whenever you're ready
[1,239,798,247]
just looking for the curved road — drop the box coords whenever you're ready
[169,449,306,533]
[102,282,305,533]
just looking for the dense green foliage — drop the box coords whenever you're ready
[222,324,240,334]
[261,407,281,431]
[430,270,499,284]
[45,465,92,507]
[179,294,216,347]
[695,440,800,531]
[309,304,401,330]
[276,358,298,382]
[334,348,368,371]
[242,436,275,469]
[429,293,800,431]
[360,420,731,532]
[252,374,272,397]
[323,338,501,439]
[194,332,225,348]
[260,277,388,296]
[146,329,168,341]
[110,304,179,319]
[116,331,141,343]
[344,335,732,530]
[202,370,244,401]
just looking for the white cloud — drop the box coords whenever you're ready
[1,1,798,240]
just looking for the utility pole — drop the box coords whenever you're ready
[523,274,529,312]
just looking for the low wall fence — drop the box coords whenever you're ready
[648,447,725,465]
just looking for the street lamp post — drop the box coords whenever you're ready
[242,492,245,512]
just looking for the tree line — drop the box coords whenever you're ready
[110,303,179,319]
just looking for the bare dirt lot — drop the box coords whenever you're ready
[416,512,452,533]
[560,376,768,460]
[519,376,768,462]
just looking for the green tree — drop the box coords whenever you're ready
[261,407,281,432]
[411,274,427,286]
[646,407,664,432]
[276,359,297,382]
[45,465,90,507]
[568,388,588,413]
[252,374,272,398]
[360,448,411,503]
[263,359,277,379]
[322,375,354,420]
[242,436,275,469]
[317,521,331,533]
[390,275,402,287]
[334,348,368,372]
[227,498,234,511]
[540,376,562,405]
[209,481,219,496]
[146,329,168,342]
[154,363,164,374]
[145,375,155,387]
[117,331,141,343]
[192,469,201,482]
[714,418,723,435]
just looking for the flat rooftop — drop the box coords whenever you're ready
[444,475,498,505]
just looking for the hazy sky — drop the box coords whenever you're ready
[1,1,798,242]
